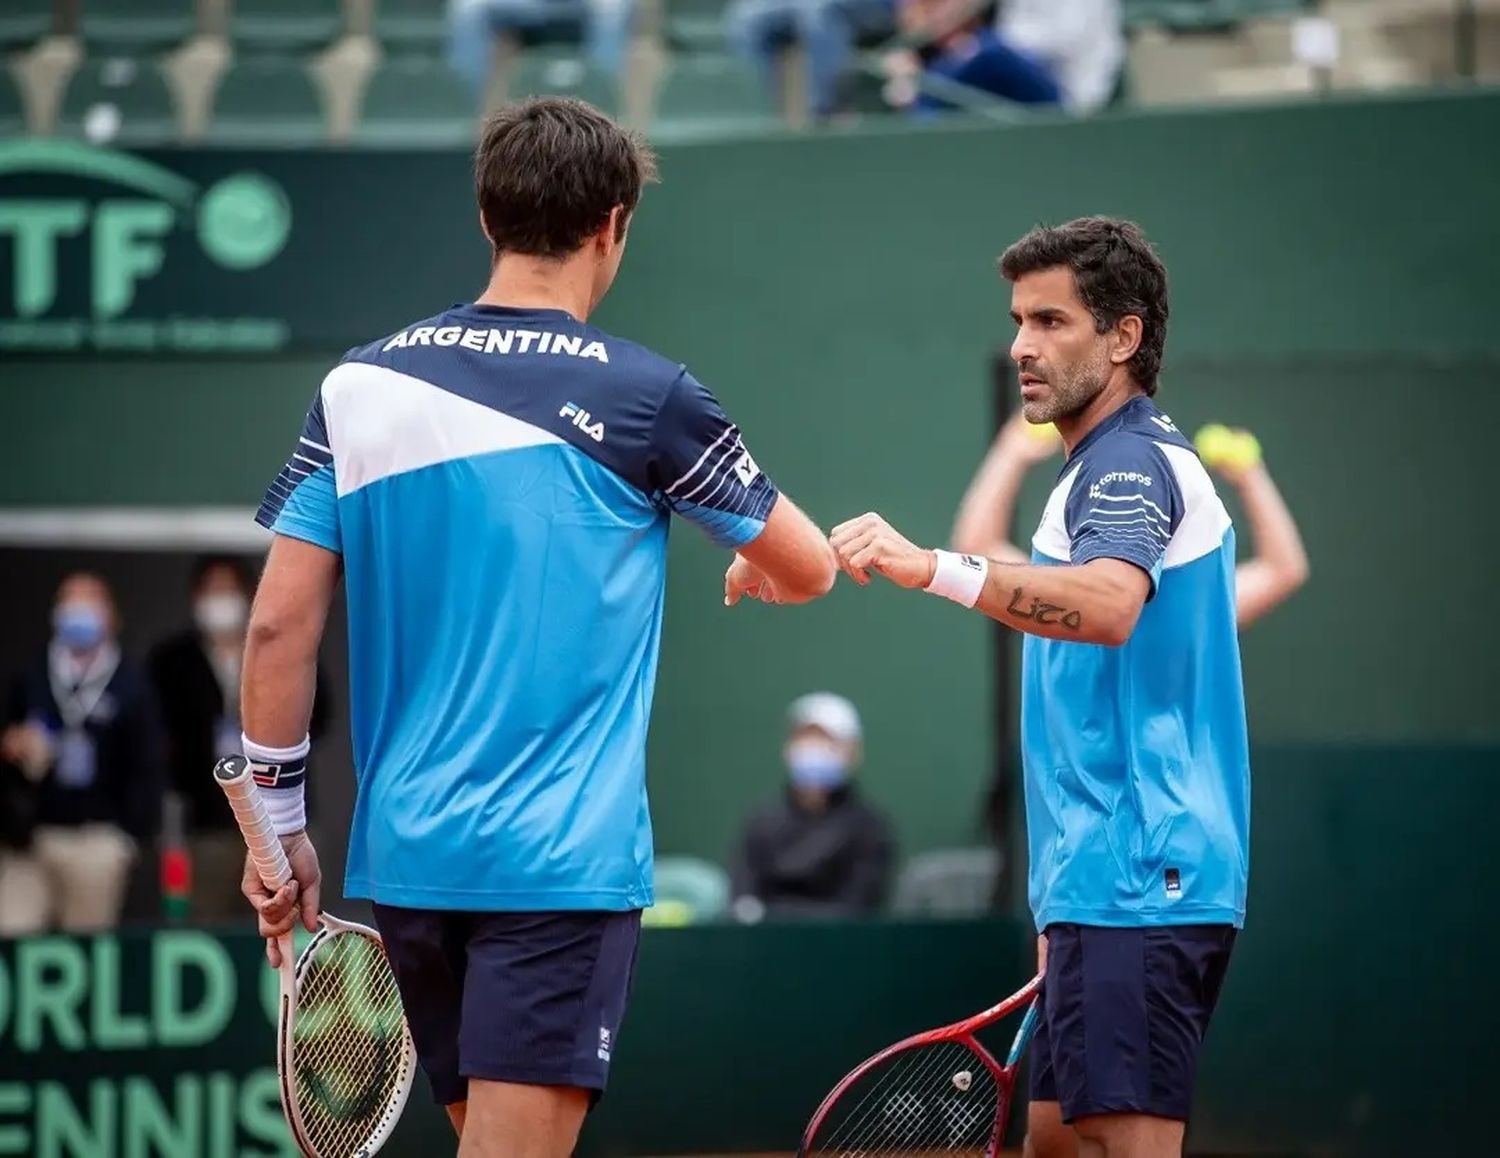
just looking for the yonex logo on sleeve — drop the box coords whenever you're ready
[733,450,759,486]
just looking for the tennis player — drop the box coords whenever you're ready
[236,98,837,1157]
[828,217,1249,1158]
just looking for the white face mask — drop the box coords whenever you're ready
[195,592,248,636]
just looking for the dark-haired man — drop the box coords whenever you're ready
[240,98,837,1156]
[828,217,1248,1158]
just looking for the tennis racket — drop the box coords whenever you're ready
[214,754,417,1158]
[799,973,1043,1157]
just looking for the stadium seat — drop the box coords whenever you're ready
[59,57,176,145]
[0,66,25,136]
[357,53,479,145]
[653,52,776,138]
[231,0,344,50]
[374,0,449,52]
[81,0,196,52]
[642,856,730,926]
[508,48,618,111]
[0,0,52,50]
[210,57,326,143]
[890,848,1000,917]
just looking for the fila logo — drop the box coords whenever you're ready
[733,449,760,487]
[560,402,605,443]
[1149,413,1179,434]
[250,761,282,787]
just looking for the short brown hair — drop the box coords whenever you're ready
[474,97,658,259]
[999,217,1170,395]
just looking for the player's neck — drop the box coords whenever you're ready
[1056,376,1144,457]
[477,255,595,323]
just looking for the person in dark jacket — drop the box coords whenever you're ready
[148,554,331,922]
[0,572,164,934]
[731,692,895,920]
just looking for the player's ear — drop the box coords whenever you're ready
[600,205,628,252]
[1111,314,1143,366]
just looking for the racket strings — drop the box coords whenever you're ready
[805,1039,1001,1157]
[291,931,409,1157]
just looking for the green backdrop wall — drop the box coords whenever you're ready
[4,88,1497,866]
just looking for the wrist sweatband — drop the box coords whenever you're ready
[924,550,990,608]
[242,733,310,836]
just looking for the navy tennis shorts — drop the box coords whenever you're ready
[1029,923,1236,1123]
[371,904,642,1105]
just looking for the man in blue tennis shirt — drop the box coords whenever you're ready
[830,217,1249,1158]
[238,98,837,1157]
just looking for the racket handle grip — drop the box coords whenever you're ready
[214,755,294,891]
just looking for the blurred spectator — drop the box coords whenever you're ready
[149,554,332,923]
[883,0,1122,116]
[0,573,163,935]
[448,0,634,88]
[730,693,894,920]
[726,0,896,122]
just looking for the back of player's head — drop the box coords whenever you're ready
[999,217,1169,396]
[474,97,658,260]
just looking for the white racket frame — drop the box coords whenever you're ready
[216,755,418,1158]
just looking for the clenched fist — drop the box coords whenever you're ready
[829,513,937,590]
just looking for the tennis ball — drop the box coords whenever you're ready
[1194,424,1234,467]
[1024,421,1058,443]
[641,899,693,927]
[1224,430,1262,471]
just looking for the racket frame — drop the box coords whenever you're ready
[214,755,417,1158]
[799,972,1043,1158]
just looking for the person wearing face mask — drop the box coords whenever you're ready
[0,572,164,935]
[148,554,332,923]
[730,693,895,921]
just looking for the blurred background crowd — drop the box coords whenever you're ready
[1,0,1495,143]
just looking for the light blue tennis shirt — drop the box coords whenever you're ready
[257,304,778,911]
[1021,397,1250,930]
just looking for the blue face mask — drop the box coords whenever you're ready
[787,742,849,791]
[54,604,107,652]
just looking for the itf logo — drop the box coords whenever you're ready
[0,139,291,351]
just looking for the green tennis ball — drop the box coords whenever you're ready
[1194,424,1234,466]
[1225,430,1262,471]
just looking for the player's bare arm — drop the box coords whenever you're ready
[951,412,1061,563]
[240,533,341,959]
[1227,463,1309,628]
[725,494,839,606]
[830,511,1149,647]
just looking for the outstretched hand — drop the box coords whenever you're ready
[829,513,937,590]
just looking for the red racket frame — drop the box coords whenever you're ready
[798,973,1043,1158]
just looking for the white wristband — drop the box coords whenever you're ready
[242,733,310,836]
[924,549,990,608]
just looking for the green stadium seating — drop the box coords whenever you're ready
[210,57,325,143]
[0,67,25,136]
[508,48,618,112]
[0,0,51,49]
[59,58,176,145]
[231,0,344,50]
[356,54,478,145]
[374,0,449,51]
[653,52,776,138]
[81,0,195,52]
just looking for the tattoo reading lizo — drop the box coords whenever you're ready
[1006,587,1083,631]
